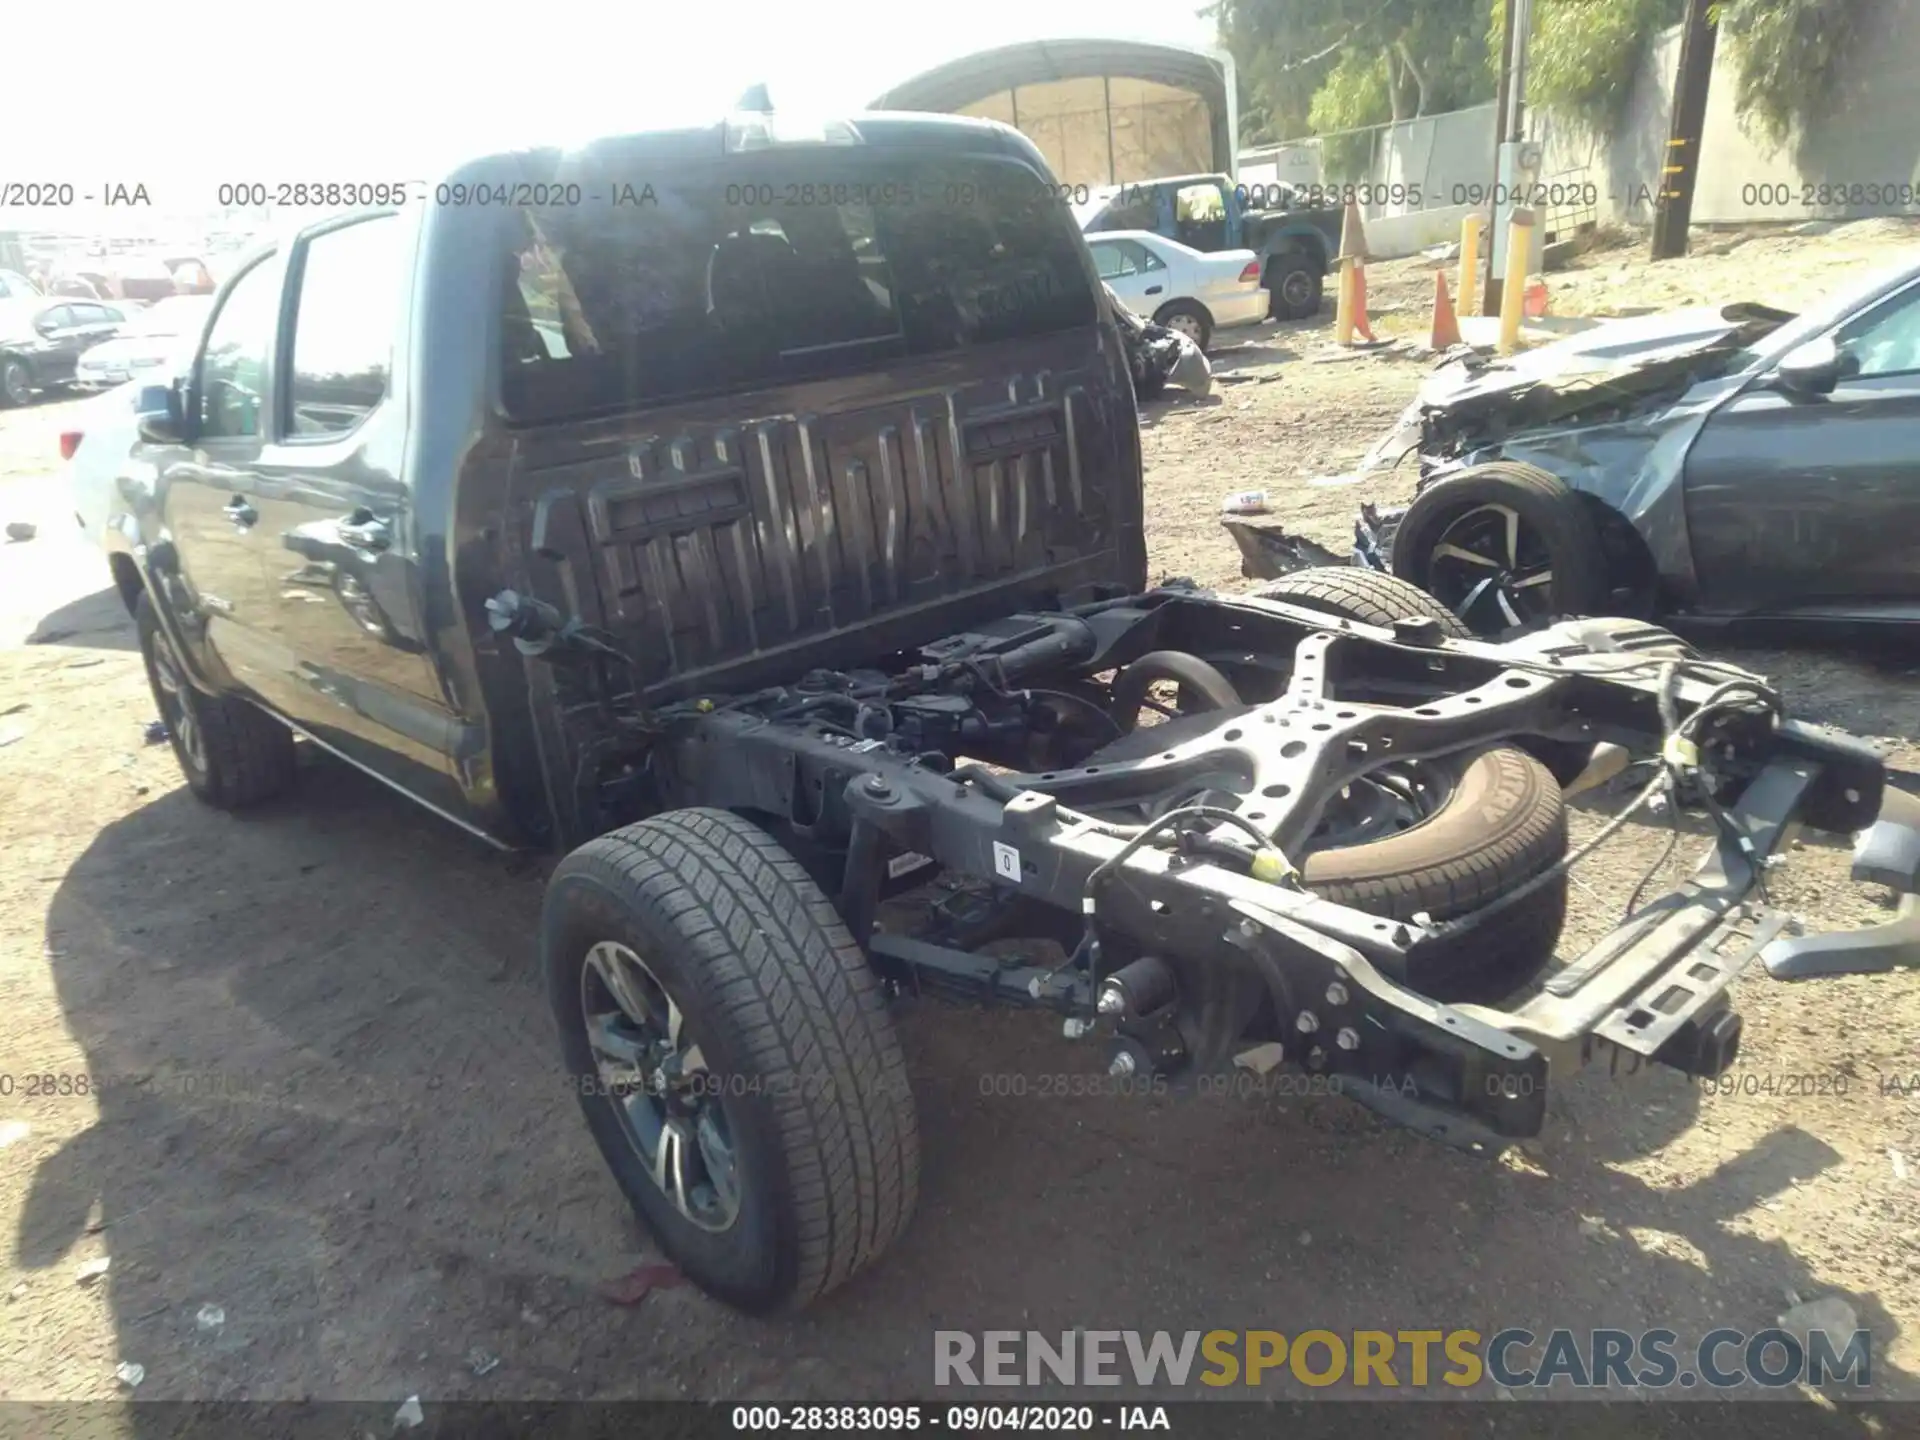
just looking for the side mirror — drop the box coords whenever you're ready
[1772,336,1843,396]
[135,382,187,444]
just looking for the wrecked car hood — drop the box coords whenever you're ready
[1361,303,1792,472]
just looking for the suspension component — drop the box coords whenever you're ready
[1095,955,1176,1020]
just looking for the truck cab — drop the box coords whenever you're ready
[1076,173,1341,320]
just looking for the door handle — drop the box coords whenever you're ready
[334,508,392,551]
[225,496,258,528]
[1144,285,1163,295]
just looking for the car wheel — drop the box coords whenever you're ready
[1265,253,1323,320]
[1389,462,1611,636]
[1231,568,1567,1002]
[136,592,298,808]
[544,807,920,1312]
[0,358,31,407]
[1249,567,1470,636]
[1151,301,1212,353]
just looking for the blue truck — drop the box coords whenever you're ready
[1076,173,1346,320]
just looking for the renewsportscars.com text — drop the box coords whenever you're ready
[934,1328,1871,1390]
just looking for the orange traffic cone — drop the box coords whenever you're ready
[1351,263,1377,343]
[1429,269,1462,349]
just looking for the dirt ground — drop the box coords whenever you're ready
[3,222,1919,1411]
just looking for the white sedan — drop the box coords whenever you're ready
[64,380,145,549]
[1084,230,1266,352]
[73,294,215,391]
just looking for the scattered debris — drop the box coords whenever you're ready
[195,1304,226,1332]
[1220,515,1348,580]
[5,521,36,543]
[466,1347,501,1377]
[1232,1042,1286,1076]
[1297,1231,1312,1247]
[0,729,21,748]
[143,720,169,745]
[1422,240,1461,265]
[518,1306,545,1328]
[1577,1216,1613,1242]
[1893,1150,1912,1182]
[602,1261,686,1306]
[1220,489,1270,516]
[66,656,105,669]
[75,1257,111,1286]
[392,1395,425,1430]
[115,1362,145,1389]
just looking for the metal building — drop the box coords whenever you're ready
[870,39,1238,188]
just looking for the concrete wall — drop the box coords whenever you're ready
[1524,1,1920,226]
[959,77,1216,187]
[1237,104,1498,260]
[1261,0,1920,249]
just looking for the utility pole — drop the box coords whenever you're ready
[1650,0,1719,259]
[1483,0,1517,315]
[1485,0,1536,315]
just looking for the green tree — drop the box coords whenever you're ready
[1488,0,1684,138]
[1711,0,1872,153]
[1207,0,1497,147]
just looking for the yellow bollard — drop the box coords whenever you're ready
[1458,213,1482,319]
[1334,257,1356,345]
[1498,207,1534,356]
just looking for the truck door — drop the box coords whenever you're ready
[1172,181,1229,253]
[243,211,467,805]
[149,252,284,695]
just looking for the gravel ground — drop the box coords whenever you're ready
[2,223,1918,1410]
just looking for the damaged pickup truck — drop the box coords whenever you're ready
[108,111,1920,1313]
[1322,258,1920,636]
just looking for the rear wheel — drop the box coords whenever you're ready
[0,358,31,408]
[137,592,297,809]
[1390,462,1610,636]
[1265,252,1323,320]
[1151,301,1212,353]
[544,808,919,1312]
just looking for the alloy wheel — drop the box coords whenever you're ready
[579,940,741,1232]
[147,628,206,773]
[1425,503,1558,631]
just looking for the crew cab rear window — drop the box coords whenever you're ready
[498,156,1098,422]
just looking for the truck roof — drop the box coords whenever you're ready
[446,109,1040,179]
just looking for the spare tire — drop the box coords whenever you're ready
[1251,567,1471,636]
[1388,461,1610,636]
[1302,745,1567,1002]
[1248,568,1567,1002]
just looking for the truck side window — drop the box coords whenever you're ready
[197,257,279,440]
[287,216,404,436]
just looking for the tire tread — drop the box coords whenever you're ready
[551,808,918,1309]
